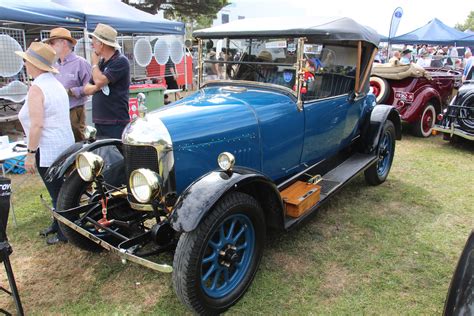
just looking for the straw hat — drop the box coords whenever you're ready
[89,23,120,49]
[15,42,58,74]
[257,50,273,62]
[43,27,77,45]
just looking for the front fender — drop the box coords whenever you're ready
[170,166,281,232]
[361,104,401,153]
[403,87,441,123]
[45,139,123,183]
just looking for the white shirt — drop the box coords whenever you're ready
[416,58,431,68]
[19,73,74,167]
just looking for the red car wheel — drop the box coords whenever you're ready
[414,104,436,137]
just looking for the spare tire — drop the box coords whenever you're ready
[458,97,474,134]
[369,76,390,104]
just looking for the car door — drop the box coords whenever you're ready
[301,95,349,164]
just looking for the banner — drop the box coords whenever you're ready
[389,7,403,39]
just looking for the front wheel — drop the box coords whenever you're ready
[414,103,436,137]
[173,192,265,315]
[365,120,396,185]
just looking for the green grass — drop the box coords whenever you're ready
[1,134,472,314]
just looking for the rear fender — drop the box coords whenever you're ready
[45,139,124,185]
[169,166,284,232]
[403,88,441,123]
[361,104,401,153]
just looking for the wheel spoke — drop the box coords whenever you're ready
[219,225,226,242]
[202,252,217,264]
[226,219,237,240]
[222,268,230,286]
[236,242,248,252]
[232,226,246,243]
[208,240,220,250]
[202,263,217,282]
[210,268,222,290]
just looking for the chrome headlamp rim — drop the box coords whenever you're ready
[217,152,235,171]
[129,168,162,203]
[75,152,104,182]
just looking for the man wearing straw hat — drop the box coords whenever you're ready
[15,42,74,245]
[44,27,92,142]
[83,23,130,139]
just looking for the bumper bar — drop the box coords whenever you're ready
[433,125,474,141]
[52,211,173,273]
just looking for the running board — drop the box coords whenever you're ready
[284,153,377,230]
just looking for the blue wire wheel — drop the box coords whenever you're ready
[200,213,255,298]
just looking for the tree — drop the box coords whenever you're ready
[125,0,230,23]
[455,11,474,31]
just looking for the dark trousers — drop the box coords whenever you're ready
[35,150,65,239]
[95,124,127,139]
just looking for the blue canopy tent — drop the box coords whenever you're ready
[52,0,184,35]
[0,0,85,27]
[0,0,184,35]
[457,34,474,47]
[390,18,468,45]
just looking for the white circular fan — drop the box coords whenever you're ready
[0,35,24,77]
[0,81,28,102]
[154,39,170,65]
[169,39,184,64]
[133,38,152,67]
[75,37,92,59]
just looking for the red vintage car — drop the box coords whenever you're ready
[370,63,461,137]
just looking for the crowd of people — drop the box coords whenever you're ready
[377,44,474,82]
[379,44,470,66]
[15,23,130,245]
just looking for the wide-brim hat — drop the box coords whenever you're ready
[43,27,77,45]
[89,23,121,49]
[402,49,412,55]
[15,42,58,74]
[257,50,273,62]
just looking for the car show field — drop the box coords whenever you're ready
[1,134,472,314]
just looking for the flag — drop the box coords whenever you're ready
[389,7,403,39]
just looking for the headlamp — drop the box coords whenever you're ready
[129,168,162,203]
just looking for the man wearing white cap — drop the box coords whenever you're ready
[84,23,130,139]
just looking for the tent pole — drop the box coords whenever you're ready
[183,34,188,91]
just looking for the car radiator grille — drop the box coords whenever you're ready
[123,144,159,204]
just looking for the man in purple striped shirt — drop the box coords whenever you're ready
[45,28,92,142]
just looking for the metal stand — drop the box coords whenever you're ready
[0,241,24,316]
[0,176,24,315]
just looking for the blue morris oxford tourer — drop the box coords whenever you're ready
[47,16,401,314]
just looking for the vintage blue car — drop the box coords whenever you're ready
[46,17,401,314]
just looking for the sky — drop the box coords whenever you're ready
[225,0,473,36]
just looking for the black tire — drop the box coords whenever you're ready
[369,76,390,104]
[365,120,396,185]
[56,171,103,252]
[413,103,436,137]
[173,192,265,315]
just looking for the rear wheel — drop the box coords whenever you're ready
[414,103,436,137]
[365,120,396,185]
[173,192,265,315]
[369,76,390,104]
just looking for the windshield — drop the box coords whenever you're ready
[201,38,358,97]
[202,38,298,89]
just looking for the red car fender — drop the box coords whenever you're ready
[401,87,441,123]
